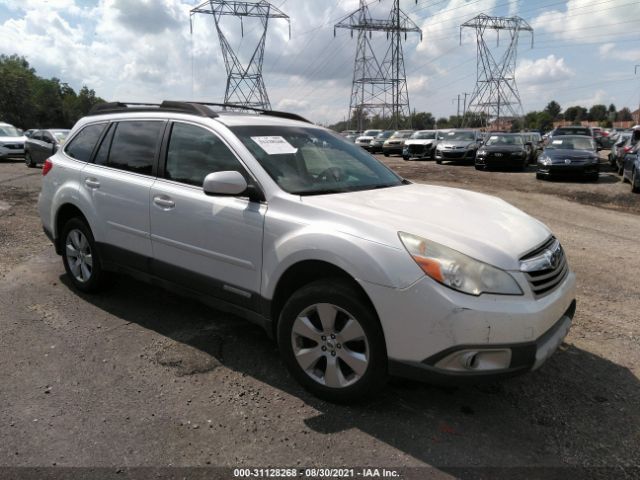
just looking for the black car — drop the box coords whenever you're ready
[24,129,70,167]
[536,135,600,181]
[368,130,395,153]
[475,133,529,170]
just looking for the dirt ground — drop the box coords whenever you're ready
[0,154,639,477]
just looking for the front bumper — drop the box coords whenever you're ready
[435,149,476,161]
[476,153,526,167]
[0,147,25,159]
[537,164,599,177]
[360,269,576,382]
[383,144,404,155]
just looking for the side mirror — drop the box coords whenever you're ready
[203,171,248,197]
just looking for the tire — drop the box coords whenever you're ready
[25,152,36,168]
[277,279,388,403]
[536,172,544,180]
[383,153,389,157]
[61,218,108,293]
[474,164,484,171]
[436,159,442,165]
[632,170,640,193]
[402,155,410,161]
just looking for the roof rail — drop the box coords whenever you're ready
[193,102,312,124]
[88,100,311,123]
[88,101,219,118]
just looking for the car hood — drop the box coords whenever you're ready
[438,140,476,149]
[481,145,526,153]
[0,135,26,143]
[405,139,436,145]
[302,183,550,270]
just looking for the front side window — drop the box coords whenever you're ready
[231,126,403,195]
[165,122,246,186]
[102,121,164,175]
[65,123,106,162]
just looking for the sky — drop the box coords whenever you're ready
[0,0,639,125]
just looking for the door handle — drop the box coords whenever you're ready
[84,178,100,189]
[153,195,175,209]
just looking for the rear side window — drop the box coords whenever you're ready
[102,121,164,175]
[164,122,245,186]
[65,124,106,162]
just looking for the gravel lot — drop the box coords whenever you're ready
[0,154,638,476]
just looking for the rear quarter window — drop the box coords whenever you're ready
[64,124,106,162]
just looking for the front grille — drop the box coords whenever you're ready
[441,150,466,158]
[521,237,569,297]
[358,139,371,144]
[408,144,427,154]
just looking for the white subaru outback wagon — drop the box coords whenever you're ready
[39,101,576,402]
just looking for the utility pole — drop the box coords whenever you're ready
[460,14,533,129]
[462,92,470,117]
[335,0,422,130]
[635,65,640,124]
[190,0,290,109]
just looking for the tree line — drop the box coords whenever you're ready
[329,100,636,133]
[0,55,105,130]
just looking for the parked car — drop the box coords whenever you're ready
[609,132,632,168]
[355,130,383,151]
[382,130,413,156]
[25,129,70,167]
[621,144,640,193]
[0,122,27,161]
[368,130,395,154]
[402,130,440,160]
[39,101,576,402]
[435,129,482,164]
[475,133,529,170]
[536,135,600,181]
[547,126,594,143]
[520,132,543,164]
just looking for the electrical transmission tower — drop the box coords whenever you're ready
[190,0,290,109]
[460,14,533,129]
[335,0,421,130]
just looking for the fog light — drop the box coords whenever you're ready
[435,348,512,372]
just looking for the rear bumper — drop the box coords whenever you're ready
[389,300,576,384]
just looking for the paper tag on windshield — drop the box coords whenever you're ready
[251,136,298,155]
[490,136,498,140]
[552,140,563,145]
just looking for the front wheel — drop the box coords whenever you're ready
[632,170,640,193]
[61,218,108,293]
[277,279,388,403]
[402,155,410,161]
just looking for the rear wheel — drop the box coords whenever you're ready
[61,218,107,293]
[25,152,36,168]
[436,159,442,165]
[277,279,387,403]
[632,169,640,193]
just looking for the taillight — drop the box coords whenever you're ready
[623,146,632,153]
[42,158,53,176]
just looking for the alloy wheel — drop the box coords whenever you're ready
[291,303,369,389]
[65,229,93,283]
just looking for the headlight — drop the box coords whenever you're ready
[398,232,523,296]
[477,149,487,156]
[539,155,552,166]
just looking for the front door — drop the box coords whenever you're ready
[149,121,265,309]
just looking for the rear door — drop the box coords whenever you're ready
[149,121,265,308]
[40,131,56,163]
[28,131,45,163]
[81,120,166,270]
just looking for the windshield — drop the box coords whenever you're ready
[52,130,70,142]
[443,131,476,141]
[555,128,590,136]
[231,126,404,195]
[546,136,596,151]
[363,130,381,136]
[375,131,394,140]
[485,135,524,146]
[390,131,413,139]
[411,131,436,140]
[0,126,21,137]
